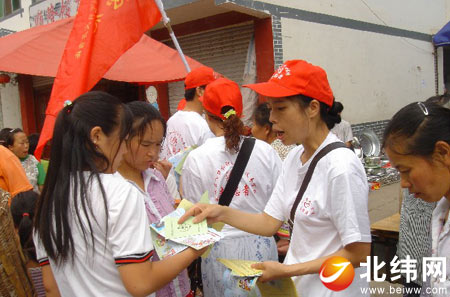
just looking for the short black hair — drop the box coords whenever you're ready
[253,102,272,127]
[0,128,12,146]
[1,127,23,147]
[28,133,40,155]
[184,85,206,101]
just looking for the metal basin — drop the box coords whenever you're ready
[360,129,381,157]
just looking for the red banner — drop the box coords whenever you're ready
[35,0,161,159]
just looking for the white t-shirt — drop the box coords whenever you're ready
[264,132,371,297]
[166,171,181,201]
[34,173,154,297]
[429,197,450,297]
[161,110,214,159]
[331,119,353,143]
[182,136,282,238]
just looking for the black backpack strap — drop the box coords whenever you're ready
[288,142,348,232]
[218,137,256,206]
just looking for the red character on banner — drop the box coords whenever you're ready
[34,11,44,26]
[59,0,72,19]
[46,4,57,23]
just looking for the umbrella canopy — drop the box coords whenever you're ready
[433,21,450,47]
[0,17,202,83]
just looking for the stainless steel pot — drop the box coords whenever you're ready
[366,167,385,176]
[365,156,381,167]
[360,129,381,156]
[352,137,364,161]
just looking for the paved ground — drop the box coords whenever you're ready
[368,182,402,297]
[368,183,401,223]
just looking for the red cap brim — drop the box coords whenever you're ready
[243,81,299,98]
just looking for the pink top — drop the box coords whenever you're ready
[141,169,190,297]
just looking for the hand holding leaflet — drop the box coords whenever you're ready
[150,196,224,251]
[218,258,298,297]
[164,216,207,239]
[151,228,188,259]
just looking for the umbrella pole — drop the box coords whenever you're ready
[154,0,191,73]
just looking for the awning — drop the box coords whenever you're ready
[0,17,203,84]
[433,21,450,47]
[0,28,15,38]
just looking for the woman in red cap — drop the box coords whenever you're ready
[180,61,371,297]
[181,77,282,297]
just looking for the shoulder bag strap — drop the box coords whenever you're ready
[218,137,256,206]
[288,142,348,233]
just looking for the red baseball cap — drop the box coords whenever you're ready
[201,78,243,120]
[244,60,334,107]
[177,98,187,110]
[184,66,218,90]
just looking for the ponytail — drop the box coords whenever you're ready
[325,100,342,130]
[10,190,39,262]
[19,214,36,262]
[221,106,244,153]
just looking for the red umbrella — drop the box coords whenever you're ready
[0,17,202,83]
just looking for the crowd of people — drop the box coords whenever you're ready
[0,60,448,297]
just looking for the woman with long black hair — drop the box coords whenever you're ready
[34,91,205,297]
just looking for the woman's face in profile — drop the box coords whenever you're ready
[385,142,450,203]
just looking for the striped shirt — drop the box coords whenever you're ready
[397,189,436,286]
[29,267,45,297]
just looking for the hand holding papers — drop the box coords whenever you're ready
[150,193,224,258]
[164,216,207,239]
[218,258,298,297]
[150,229,187,259]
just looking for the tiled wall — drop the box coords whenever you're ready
[272,15,283,69]
[351,119,390,143]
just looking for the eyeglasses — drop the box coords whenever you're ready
[417,102,428,116]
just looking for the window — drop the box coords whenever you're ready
[0,0,21,18]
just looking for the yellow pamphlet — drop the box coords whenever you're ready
[176,192,223,256]
[257,278,298,297]
[217,258,262,277]
[177,199,194,211]
[199,191,209,204]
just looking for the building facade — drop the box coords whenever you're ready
[0,0,449,138]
